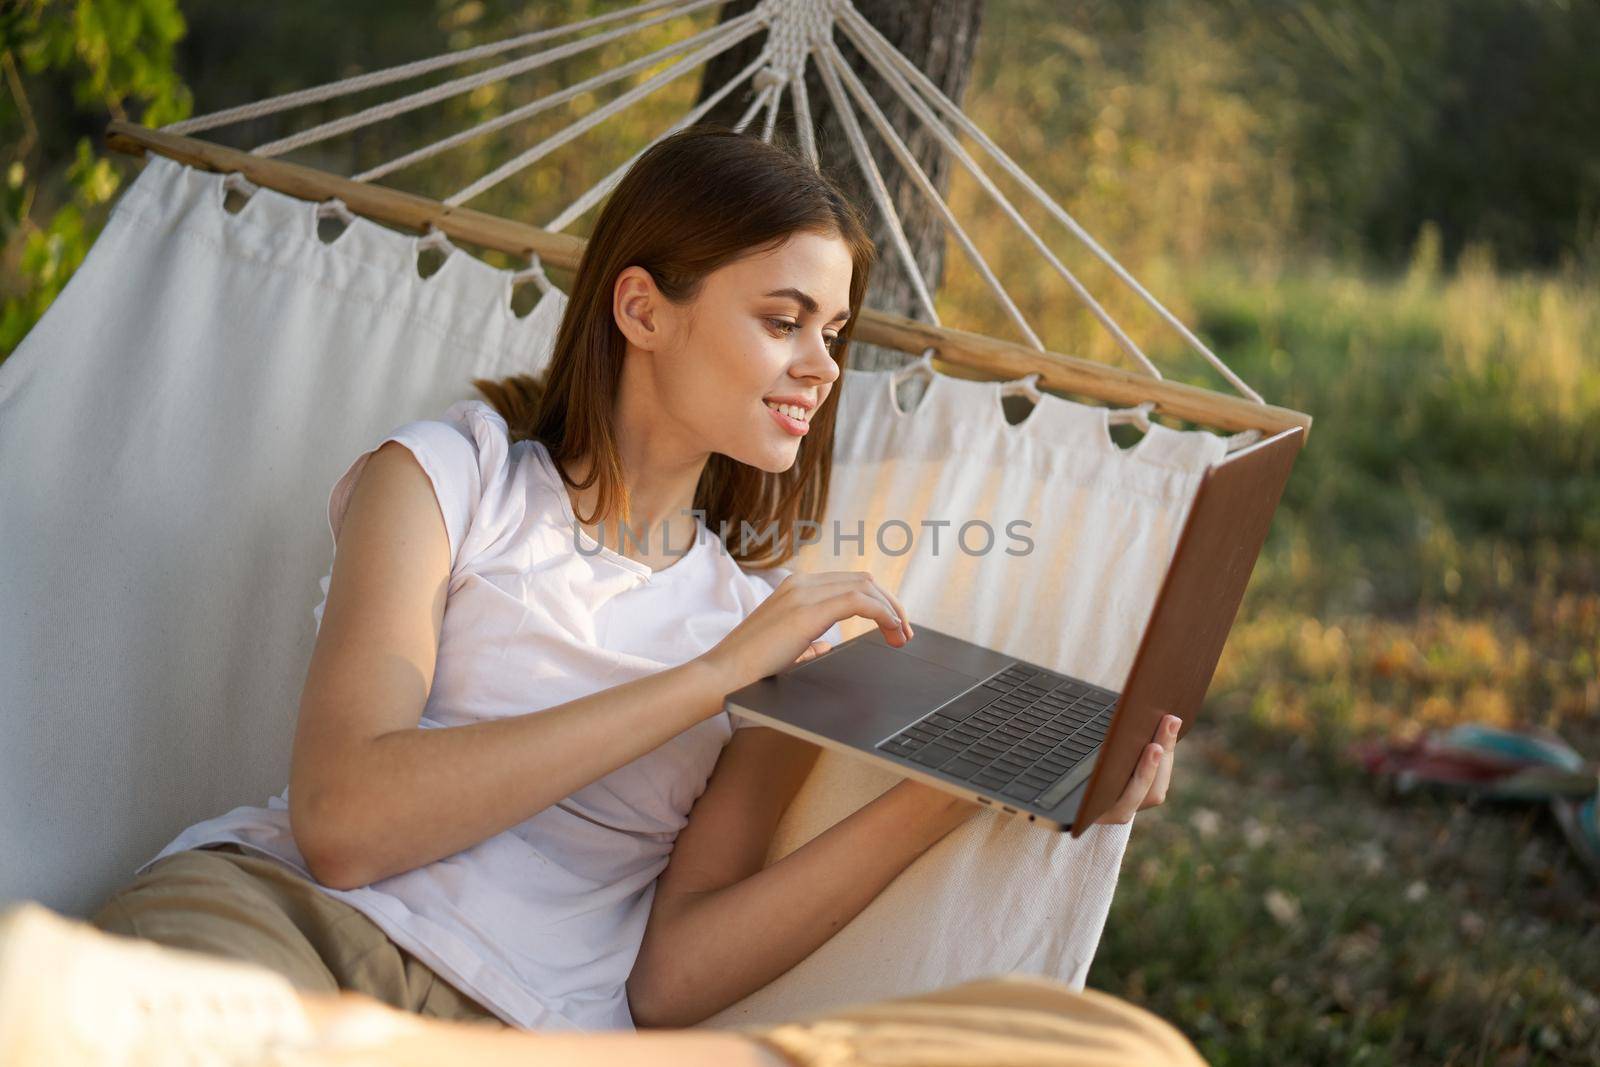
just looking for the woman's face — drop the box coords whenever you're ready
[616,230,852,474]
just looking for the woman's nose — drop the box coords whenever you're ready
[800,337,841,380]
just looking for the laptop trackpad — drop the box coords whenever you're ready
[777,642,977,748]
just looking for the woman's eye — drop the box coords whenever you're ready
[769,319,842,349]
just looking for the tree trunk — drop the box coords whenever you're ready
[694,0,987,373]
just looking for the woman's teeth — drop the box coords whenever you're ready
[764,400,810,423]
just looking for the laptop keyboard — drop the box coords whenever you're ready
[875,663,1116,805]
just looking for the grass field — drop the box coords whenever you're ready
[1086,248,1599,1065]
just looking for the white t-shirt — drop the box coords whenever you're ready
[136,399,842,1032]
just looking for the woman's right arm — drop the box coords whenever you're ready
[288,443,909,891]
[288,442,727,890]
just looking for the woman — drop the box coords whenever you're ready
[2,126,1192,1063]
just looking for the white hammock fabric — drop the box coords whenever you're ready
[697,367,1229,1028]
[0,154,1231,1026]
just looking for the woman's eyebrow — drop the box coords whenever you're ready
[763,287,851,323]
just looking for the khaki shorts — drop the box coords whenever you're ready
[88,844,505,1028]
[89,844,1207,1065]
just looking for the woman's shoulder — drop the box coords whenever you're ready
[433,398,560,478]
[433,397,511,447]
[418,398,565,503]
[371,398,511,481]
[373,398,558,571]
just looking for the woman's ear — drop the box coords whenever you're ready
[613,265,664,351]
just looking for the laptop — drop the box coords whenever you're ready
[724,425,1304,836]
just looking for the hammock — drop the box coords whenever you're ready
[0,0,1310,1031]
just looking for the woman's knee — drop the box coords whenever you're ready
[87,892,141,940]
[84,850,340,995]
[736,974,1209,1067]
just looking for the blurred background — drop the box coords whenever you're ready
[3,1,1596,1062]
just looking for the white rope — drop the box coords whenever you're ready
[159,0,692,136]
[542,50,772,234]
[821,40,1046,350]
[811,42,941,326]
[760,70,785,142]
[790,59,819,167]
[838,16,1162,380]
[314,196,356,228]
[752,0,823,163]
[735,82,777,135]
[836,4,1264,403]
[221,170,259,199]
[511,253,554,297]
[445,13,768,206]
[354,13,756,183]
[247,0,730,159]
[1224,428,1263,452]
[415,222,459,264]
[176,0,1265,408]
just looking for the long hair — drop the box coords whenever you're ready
[471,124,876,570]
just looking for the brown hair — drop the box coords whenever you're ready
[471,124,876,570]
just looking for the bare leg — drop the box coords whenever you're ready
[0,901,787,1067]
[289,990,790,1067]
[7,901,1204,1066]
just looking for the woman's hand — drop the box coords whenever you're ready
[700,571,912,692]
[793,639,833,664]
[1093,714,1182,825]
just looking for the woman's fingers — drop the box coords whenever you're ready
[794,640,832,664]
[849,582,902,639]
[844,573,911,641]
[1140,716,1181,810]
[791,572,913,641]
[1099,741,1163,824]
[1098,716,1184,823]
[822,587,906,644]
[864,575,913,639]
[805,577,903,645]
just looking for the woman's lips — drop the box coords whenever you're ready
[765,402,810,436]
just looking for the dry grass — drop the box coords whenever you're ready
[1065,254,1600,1064]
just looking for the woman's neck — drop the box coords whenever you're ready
[562,356,718,571]
[562,448,707,572]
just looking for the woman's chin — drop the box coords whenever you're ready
[737,441,801,474]
[757,453,799,474]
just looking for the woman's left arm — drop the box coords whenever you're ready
[628,711,1183,1029]
[630,748,979,1030]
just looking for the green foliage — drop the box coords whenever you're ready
[970,0,1600,271]
[11,0,190,123]
[1195,247,1600,616]
[1,0,192,353]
